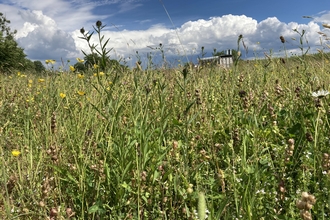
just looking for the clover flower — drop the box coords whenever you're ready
[311,90,329,98]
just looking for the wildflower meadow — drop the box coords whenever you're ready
[1,21,330,220]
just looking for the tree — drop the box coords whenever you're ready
[74,62,86,72]
[84,53,102,69]
[34,61,46,73]
[212,48,225,56]
[83,53,127,71]
[0,12,33,73]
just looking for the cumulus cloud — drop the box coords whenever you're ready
[314,11,330,24]
[16,10,80,60]
[73,14,324,64]
[2,0,329,66]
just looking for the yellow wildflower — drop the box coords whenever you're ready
[322,24,330,29]
[77,91,85,96]
[60,93,66,99]
[99,71,105,76]
[69,65,75,72]
[45,59,56,65]
[17,72,21,76]
[77,74,84,79]
[38,78,45,83]
[26,97,34,102]
[12,150,21,157]
[93,64,99,69]
[76,58,84,63]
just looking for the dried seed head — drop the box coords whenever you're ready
[305,202,313,210]
[300,209,312,220]
[50,207,58,217]
[306,132,313,142]
[239,90,247,98]
[307,194,316,204]
[287,138,294,146]
[288,145,294,151]
[80,27,85,34]
[66,207,75,217]
[287,150,294,156]
[279,186,285,193]
[39,201,45,207]
[296,200,306,210]
[162,197,168,203]
[280,36,285,43]
[51,112,56,133]
[173,141,178,149]
[301,192,309,201]
[6,175,16,194]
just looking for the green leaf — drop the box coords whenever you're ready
[88,202,106,214]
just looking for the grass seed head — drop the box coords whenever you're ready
[198,192,206,220]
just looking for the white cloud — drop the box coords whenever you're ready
[118,2,143,13]
[1,0,328,66]
[16,10,80,61]
[75,14,324,63]
[314,11,330,24]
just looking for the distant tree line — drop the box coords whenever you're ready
[73,53,128,73]
[0,12,48,73]
[0,12,126,74]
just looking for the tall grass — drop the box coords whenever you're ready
[1,26,330,219]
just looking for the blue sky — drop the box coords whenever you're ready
[1,0,330,67]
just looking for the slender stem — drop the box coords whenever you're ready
[314,109,320,177]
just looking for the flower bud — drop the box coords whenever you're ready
[96,20,102,28]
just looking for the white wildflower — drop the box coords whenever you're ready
[311,90,330,98]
